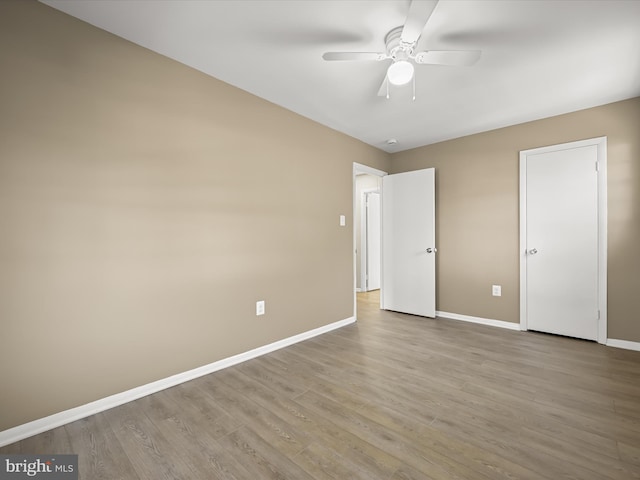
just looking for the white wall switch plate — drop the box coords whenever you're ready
[492,285,502,297]
[339,215,346,226]
[256,300,265,316]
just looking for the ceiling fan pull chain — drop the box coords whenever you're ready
[412,74,416,101]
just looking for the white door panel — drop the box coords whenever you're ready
[521,141,604,341]
[382,168,436,317]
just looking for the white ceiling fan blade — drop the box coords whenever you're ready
[322,52,387,61]
[377,77,389,97]
[401,0,439,44]
[414,50,481,66]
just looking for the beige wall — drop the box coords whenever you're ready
[391,97,640,342]
[2,0,638,436]
[0,1,390,431]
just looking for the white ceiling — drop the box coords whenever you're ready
[42,0,640,153]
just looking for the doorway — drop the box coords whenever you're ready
[364,191,381,292]
[353,163,387,317]
[357,183,381,293]
[519,137,607,343]
[353,163,437,320]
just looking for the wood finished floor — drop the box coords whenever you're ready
[3,291,640,479]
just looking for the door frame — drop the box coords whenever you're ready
[353,163,387,318]
[519,137,607,344]
[360,189,380,292]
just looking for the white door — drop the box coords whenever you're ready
[365,192,381,291]
[382,168,436,317]
[520,138,607,342]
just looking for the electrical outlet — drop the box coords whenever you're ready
[256,300,265,316]
[339,215,346,226]
[492,285,502,297]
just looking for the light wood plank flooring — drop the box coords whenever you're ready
[3,291,640,479]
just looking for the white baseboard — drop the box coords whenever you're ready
[436,311,521,331]
[0,316,355,448]
[606,338,640,352]
[438,312,640,351]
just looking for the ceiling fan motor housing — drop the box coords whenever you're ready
[385,26,415,61]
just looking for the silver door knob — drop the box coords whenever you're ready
[426,248,437,253]
[529,248,538,255]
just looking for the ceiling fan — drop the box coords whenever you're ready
[322,0,481,98]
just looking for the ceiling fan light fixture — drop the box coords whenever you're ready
[387,60,414,86]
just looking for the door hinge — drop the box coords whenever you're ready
[597,310,601,320]
[595,161,599,172]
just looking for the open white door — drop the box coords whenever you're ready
[382,168,436,317]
